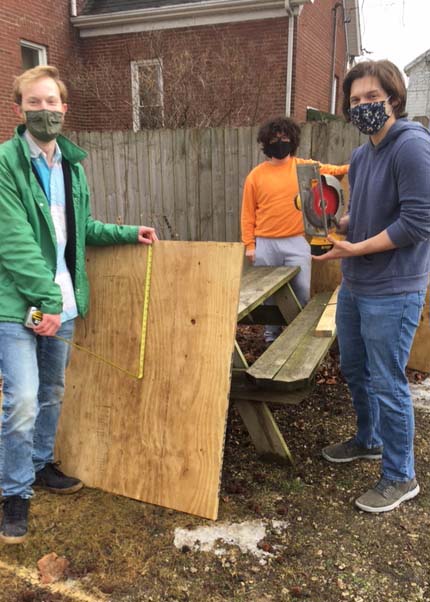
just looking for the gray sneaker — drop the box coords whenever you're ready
[355,477,420,513]
[322,438,382,463]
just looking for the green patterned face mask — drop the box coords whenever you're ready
[25,109,64,142]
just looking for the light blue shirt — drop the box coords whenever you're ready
[24,130,78,323]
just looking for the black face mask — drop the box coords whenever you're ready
[263,140,293,159]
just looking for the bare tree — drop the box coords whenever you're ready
[67,27,278,129]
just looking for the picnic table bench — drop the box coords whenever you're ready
[230,265,337,464]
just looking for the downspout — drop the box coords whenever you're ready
[329,2,344,113]
[342,0,351,68]
[70,0,77,17]
[285,13,295,116]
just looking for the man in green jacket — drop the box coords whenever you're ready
[0,65,157,544]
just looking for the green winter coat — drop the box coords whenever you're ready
[0,126,139,322]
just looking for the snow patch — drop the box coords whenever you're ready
[174,519,287,560]
[410,378,430,412]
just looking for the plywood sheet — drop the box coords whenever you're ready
[56,241,243,519]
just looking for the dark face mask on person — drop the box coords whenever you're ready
[263,139,293,159]
[25,109,64,142]
[348,98,391,135]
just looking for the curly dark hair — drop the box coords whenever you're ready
[342,60,407,121]
[257,116,301,156]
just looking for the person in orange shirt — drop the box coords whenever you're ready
[241,116,348,342]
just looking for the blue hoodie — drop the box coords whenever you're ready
[342,119,430,295]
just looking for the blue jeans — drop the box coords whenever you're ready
[0,320,75,498]
[336,284,425,482]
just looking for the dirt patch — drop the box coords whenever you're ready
[1,331,430,602]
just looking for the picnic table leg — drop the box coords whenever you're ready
[233,400,294,464]
[232,342,294,464]
[274,282,303,323]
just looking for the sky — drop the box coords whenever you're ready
[359,0,430,74]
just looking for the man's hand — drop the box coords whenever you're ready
[245,249,255,264]
[34,313,61,337]
[313,236,360,262]
[313,229,396,262]
[137,226,158,245]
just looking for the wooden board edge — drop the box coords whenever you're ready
[314,285,340,337]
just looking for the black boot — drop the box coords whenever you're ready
[0,496,30,544]
[34,462,83,494]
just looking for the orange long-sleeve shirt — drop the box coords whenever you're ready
[241,157,349,251]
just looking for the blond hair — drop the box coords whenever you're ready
[13,65,68,105]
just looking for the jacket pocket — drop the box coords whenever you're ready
[0,269,13,288]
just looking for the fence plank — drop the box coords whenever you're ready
[185,129,200,241]
[160,129,176,239]
[211,128,226,242]
[88,132,107,221]
[198,128,213,241]
[311,122,329,163]
[71,122,362,240]
[224,128,239,242]
[78,132,96,218]
[135,130,151,226]
[147,129,164,236]
[123,130,140,225]
[112,131,127,224]
[237,127,253,246]
[251,125,263,168]
[172,128,187,240]
[100,132,120,223]
[297,122,313,159]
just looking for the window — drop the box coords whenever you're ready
[21,41,48,70]
[131,59,164,131]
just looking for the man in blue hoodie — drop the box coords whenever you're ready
[315,60,430,513]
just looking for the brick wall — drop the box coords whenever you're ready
[294,0,348,121]
[72,0,347,130]
[0,0,80,142]
[0,0,347,139]
[73,19,290,131]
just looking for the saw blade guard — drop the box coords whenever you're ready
[296,164,344,237]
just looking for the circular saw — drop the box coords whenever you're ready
[296,163,344,237]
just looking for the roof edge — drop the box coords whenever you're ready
[404,48,430,75]
[71,0,288,37]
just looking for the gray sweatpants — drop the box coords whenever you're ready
[254,236,311,341]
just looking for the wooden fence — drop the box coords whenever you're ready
[69,123,430,371]
[71,122,365,241]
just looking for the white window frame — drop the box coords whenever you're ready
[131,59,164,131]
[20,40,48,67]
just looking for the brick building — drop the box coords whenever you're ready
[0,0,361,140]
[0,0,85,140]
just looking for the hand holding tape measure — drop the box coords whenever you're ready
[23,246,153,379]
[25,307,61,336]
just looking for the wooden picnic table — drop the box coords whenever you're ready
[231,265,336,464]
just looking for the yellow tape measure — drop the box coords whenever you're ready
[137,243,153,378]
[32,245,153,380]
